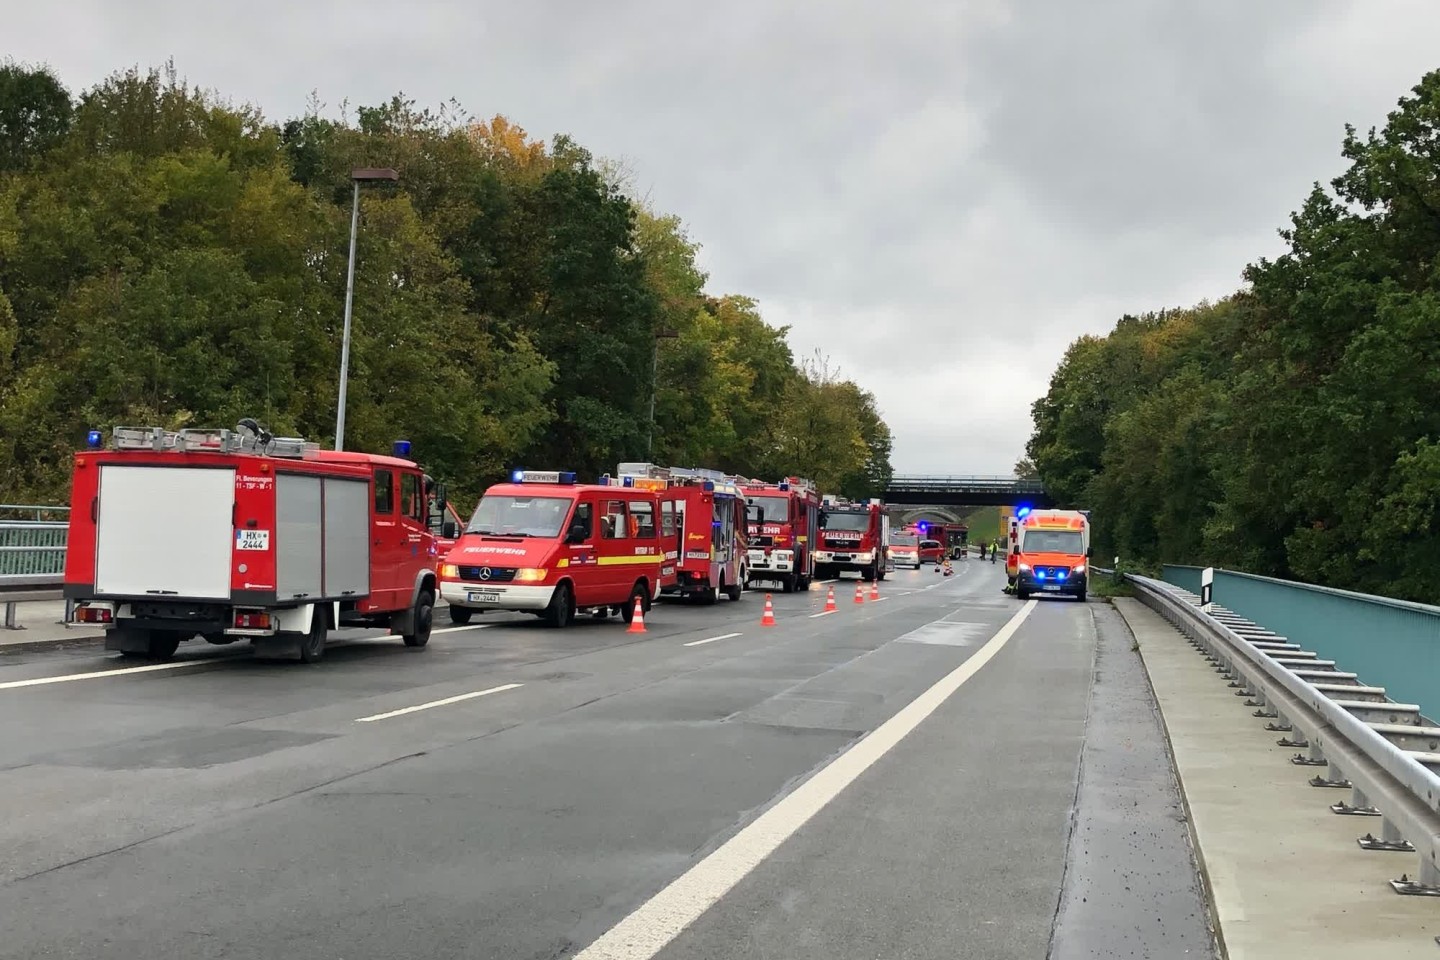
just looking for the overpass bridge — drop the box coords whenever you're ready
[883,475,1053,508]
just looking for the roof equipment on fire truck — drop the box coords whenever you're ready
[109,424,321,460]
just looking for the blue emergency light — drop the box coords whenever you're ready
[86,429,104,449]
[702,480,715,491]
[623,476,635,488]
[779,481,790,491]
[1016,505,1032,519]
[392,439,412,458]
[598,473,611,486]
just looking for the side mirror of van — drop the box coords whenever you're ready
[566,523,588,544]
[442,519,459,539]
[1085,546,1093,558]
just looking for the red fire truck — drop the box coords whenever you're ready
[741,476,820,594]
[438,470,665,626]
[63,423,443,663]
[814,496,890,581]
[610,463,747,603]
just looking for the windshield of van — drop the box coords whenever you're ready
[821,512,870,532]
[890,534,918,546]
[920,540,941,549]
[1022,529,1084,554]
[467,495,573,537]
[747,496,789,525]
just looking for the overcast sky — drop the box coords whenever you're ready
[10,1,1440,473]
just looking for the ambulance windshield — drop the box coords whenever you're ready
[468,495,573,538]
[1022,529,1084,554]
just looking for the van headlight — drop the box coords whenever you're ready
[514,568,548,582]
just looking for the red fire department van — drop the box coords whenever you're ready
[815,496,890,581]
[63,423,442,663]
[610,463,747,603]
[438,470,664,627]
[742,476,820,593]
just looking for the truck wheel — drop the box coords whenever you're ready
[702,581,720,605]
[725,577,743,602]
[796,575,810,591]
[449,605,473,626]
[877,564,888,582]
[781,575,795,594]
[620,582,649,623]
[403,590,434,647]
[544,582,573,628]
[1076,588,1087,603]
[1016,586,1030,601]
[298,612,327,663]
[861,567,875,583]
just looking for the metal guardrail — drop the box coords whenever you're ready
[0,512,68,628]
[1128,573,1440,894]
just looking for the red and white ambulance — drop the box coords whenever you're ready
[437,470,665,627]
[610,463,748,604]
[63,423,442,662]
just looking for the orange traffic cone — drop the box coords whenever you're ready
[761,594,777,627]
[823,587,837,613]
[627,597,647,634]
[854,582,865,604]
[870,580,880,601]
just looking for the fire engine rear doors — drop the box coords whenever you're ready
[94,464,235,600]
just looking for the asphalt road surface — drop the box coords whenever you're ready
[0,561,1214,959]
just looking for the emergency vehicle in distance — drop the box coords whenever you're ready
[63,422,444,663]
[742,475,820,593]
[438,470,663,627]
[814,496,890,581]
[1008,507,1091,601]
[888,531,921,568]
[608,463,747,604]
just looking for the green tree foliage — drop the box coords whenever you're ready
[0,64,892,509]
[1026,69,1440,601]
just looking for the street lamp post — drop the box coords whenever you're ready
[334,166,400,452]
[648,329,679,459]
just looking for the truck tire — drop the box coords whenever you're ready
[877,563,887,582]
[298,611,327,663]
[449,605,473,626]
[861,567,875,583]
[148,634,181,660]
[1076,587,1087,603]
[725,577,743,602]
[544,582,573,628]
[621,582,649,623]
[781,574,795,594]
[1016,586,1030,601]
[702,581,720,605]
[403,590,434,647]
[796,574,810,591]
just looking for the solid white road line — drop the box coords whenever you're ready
[0,659,210,690]
[870,596,891,603]
[572,599,1039,960]
[429,624,494,636]
[807,610,836,619]
[683,632,743,648]
[354,683,523,722]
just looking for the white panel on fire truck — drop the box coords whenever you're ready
[276,474,323,600]
[323,477,370,597]
[94,465,234,599]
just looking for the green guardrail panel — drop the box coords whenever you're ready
[1162,564,1203,595]
[1211,571,1440,719]
[0,523,68,576]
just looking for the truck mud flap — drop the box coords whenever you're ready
[104,630,152,654]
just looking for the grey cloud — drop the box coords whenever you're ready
[8,0,1440,475]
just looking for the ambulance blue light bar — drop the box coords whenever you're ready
[1016,504,1032,519]
[511,469,576,484]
